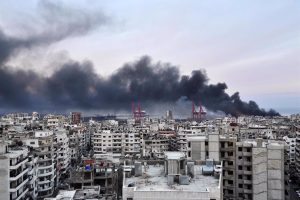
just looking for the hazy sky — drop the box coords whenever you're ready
[0,0,299,114]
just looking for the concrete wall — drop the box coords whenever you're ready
[253,145,285,200]
[208,134,220,161]
[0,156,9,200]
[132,190,220,200]
[167,160,179,175]
[267,145,285,200]
[252,147,268,200]
[191,141,205,160]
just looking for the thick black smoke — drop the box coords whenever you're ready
[0,0,108,65]
[0,55,279,116]
[0,1,279,116]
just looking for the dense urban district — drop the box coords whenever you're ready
[1,108,300,200]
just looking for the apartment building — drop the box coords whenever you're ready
[92,126,141,157]
[0,142,30,200]
[283,136,296,165]
[186,134,290,200]
[68,130,81,165]
[68,157,119,198]
[27,154,39,200]
[296,132,300,179]
[143,134,169,159]
[24,131,57,198]
[186,133,236,199]
[54,130,71,177]
[177,125,207,153]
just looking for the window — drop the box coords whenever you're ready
[238,147,242,151]
[238,166,243,170]
[221,142,225,148]
[239,184,243,188]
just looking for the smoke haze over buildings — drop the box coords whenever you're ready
[0,1,280,117]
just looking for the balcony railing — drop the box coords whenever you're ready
[10,158,28,170]
[10,168,29,181]
[9,178,28,192]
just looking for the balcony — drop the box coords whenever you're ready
[15,188,29,200]
[10,168,29,181]
[244,170,252,175]
[220,147,235,151]
[38,183,54,192]
[38,170,53,177]
[243,152,252,157]
[37,157,52,162]
[38,179,51,185]
[10,158,28,170]
[38,163,53,170]
[9,178,28,192]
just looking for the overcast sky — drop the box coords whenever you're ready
[0,0,299,114]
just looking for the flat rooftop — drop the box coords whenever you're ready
[125,164,220,192]
[164,151,185,160]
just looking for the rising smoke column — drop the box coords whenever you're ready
[0,1,279,116]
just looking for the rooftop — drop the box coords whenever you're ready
[124,164,220,192]
[164,152,185,160]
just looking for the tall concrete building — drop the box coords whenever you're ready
[0,142,30,200]
[296,132,300,179]
[24,131,57,199]
[71,112,81,125]
[186,134,290,200]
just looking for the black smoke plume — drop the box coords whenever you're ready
[0,0,108,65]
[0,55,279,116]
[0,1,279,117]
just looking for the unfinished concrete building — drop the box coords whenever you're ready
[68,157,119,199]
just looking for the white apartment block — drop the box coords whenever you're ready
[0,143,30,200]
[296,132,300,179]
[92,126,142,157]
[54,130,71,175]
[282,136,296,165]
[24,131,57,198]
